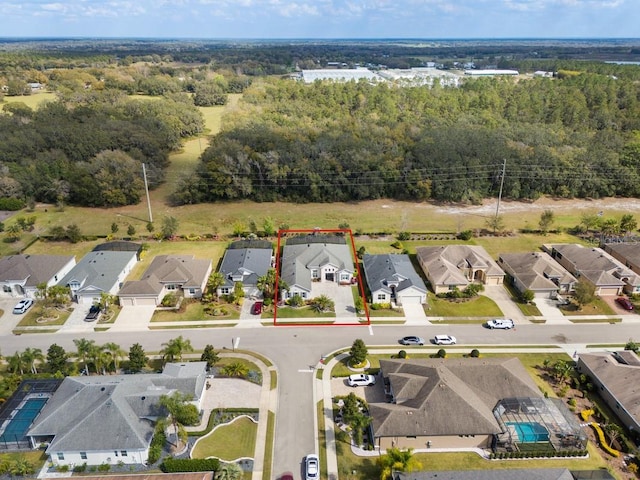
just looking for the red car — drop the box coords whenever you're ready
[616,297,634,311]
[252,301,263,315]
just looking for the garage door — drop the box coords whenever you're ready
[400,296,422,305]
[598,287,620,296]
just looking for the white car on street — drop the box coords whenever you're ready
[433,335,457,345]
[486,318,515,329]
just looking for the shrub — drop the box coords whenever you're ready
[391,241,403,249]
[73,464,87,473]
[97,463,110,472]
[397,231,411,241]
[398,350,407,359]
[161,293,179,307]
[457,230,473,241]
[288,294,304,307]
[57,465,70,472]
[437,349,446,358]
[470,349,480,358]
[0,197,25,210]
[161,458,221,473]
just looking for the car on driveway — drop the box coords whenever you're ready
[616,297,634,311]
[347,374,376,387]
[84,305,101,322]
[486,318,515,329]
[433,335,457,345]
[305,454,319,480]
[399,336,425,346]
[279,473,294,480]
[252,301,263,315]
[12,298,34,315]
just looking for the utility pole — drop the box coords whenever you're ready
[142,163,153,223]
[495,158,506,221]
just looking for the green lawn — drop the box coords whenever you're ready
[560,297,616,316]
[2,92,57,109]
[274,306,335,318]
[151,301,240,322]
[191,416,257,461]
[426,294,503,317]
[15,305,72,327]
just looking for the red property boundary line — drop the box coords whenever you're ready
[273,228,370,327]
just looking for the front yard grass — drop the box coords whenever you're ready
[426,294,503,317]
[560,297,616,316]
[191,415,257,461]
[273,306,335,318]
[151,301,240,322]
[15,305,72,327]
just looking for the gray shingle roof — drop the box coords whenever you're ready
[218,247,272,289]
[0,254,75,288]
[58,251,137,293]
[119,255,211,296]
[578,351,640,427]
[370,358,541,438]
[280,241,354,292]
[499,252,577,292]
[551,244,636,287]
[363,254,426,295]
[28,363,207,453]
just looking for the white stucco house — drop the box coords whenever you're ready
[363,254,427,305]
[57,251,137,305]
[0,254,76,298]
[27,362,207,467]
[279,235,354,300]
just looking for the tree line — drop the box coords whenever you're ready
[0,90,204,207]
[174,72,640,204]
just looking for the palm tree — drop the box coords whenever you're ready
[22,347,44,374]
[310,294,334,313]
[103,342,125,373]
[604,423,623,449]
[7,352,26,375]
[88,345,110,375]
[206,272,226,298]
[74,338,96,375]
[377,447,421,480]
[221,362,249,378]
[160,336,194,364]
[215,463,243,480]
[10,456,35,477]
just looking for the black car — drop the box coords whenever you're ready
[84,305,101,322]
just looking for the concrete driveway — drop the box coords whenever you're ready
[0,297,25,335]
[310,282,356,323]
[403,303,427,325]
[482,285,525,323]
[110,305,156,331]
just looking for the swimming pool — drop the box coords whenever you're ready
[0,397,48,443]
[506,421,550,443]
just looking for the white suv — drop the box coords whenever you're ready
[347,374,376,387]
[486,318,514,329]
[433,335,457,345]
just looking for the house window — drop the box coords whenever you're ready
[311,269,319,279]
[448,285,457,291]
[301,292,307,299]
[377,294,386,301]
[121,451,128,456]
[221,287,230,295]
[167,284,176,291]
[80,452,87,460]
[2,286,11,292]
[188,288,195,295]
[57,453,64,460]
[114,451,118,457]
[340,273,350,281]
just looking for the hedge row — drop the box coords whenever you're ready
[161,457,221,473]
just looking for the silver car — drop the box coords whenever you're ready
[399,336,425,346]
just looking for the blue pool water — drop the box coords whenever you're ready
[0,398,47,442]
[506,421,550,443]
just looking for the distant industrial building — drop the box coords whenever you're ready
[300,68,383,83]
[464,69,519,76]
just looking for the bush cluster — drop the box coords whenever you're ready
[161,457,221,473]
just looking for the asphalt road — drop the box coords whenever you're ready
[1,322,638,477]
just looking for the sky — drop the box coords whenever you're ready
[0,0,637,39]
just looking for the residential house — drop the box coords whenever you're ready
[279,235,354,300]
[0,254,76,298]
[498,251,577,299]
[603,243,640,294]
[577,351,640,434]
[415,245,504,294]
[362,254,427,305]
[118,255,212,306]
[547,244,640,295]
[58,251,137,305]
[217,240,273,298]
[369,358,544,450]
[27,362,207,467]
[93,240,144,260]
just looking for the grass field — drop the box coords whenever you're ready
[191,415,257,460]
[426,294,503,317]
[151,301,240,322]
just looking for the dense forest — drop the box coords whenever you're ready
[1,39,640,207]
[175,73,640,204]
[0,91,204,207]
